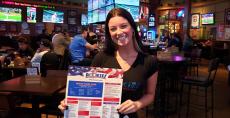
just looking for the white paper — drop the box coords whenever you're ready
[64,66,123,118]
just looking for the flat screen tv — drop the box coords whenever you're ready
[115,0,139,6]
[98,8,106,22]
[92,10,99,23]
[42,10,64,23]
[27,7,36,23]
[88,11,93,24]
[98,0,106,8]
[201,13,214,25]
[105,5,114,17]
[116,4,139,22]
[105,0,114,6]
[92,0,99,10]
[81,14,88,25]
[0,7,22,22]
[88,0,92,11]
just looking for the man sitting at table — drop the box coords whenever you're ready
[69,27,98,66]
[31,39,52,63]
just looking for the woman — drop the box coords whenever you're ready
[31,39,52,63]
[59,8,158,118]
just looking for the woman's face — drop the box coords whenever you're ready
[108,16,133,47]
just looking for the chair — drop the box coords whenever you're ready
[0,92,15,118]
[39,88,65,118]
[40,51,61,77]
[188,47,202,77]
[178,58,219,118]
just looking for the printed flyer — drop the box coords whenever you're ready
[64,66,123,118]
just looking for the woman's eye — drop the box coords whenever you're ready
[120,25,128,29]
[110,28,116,32]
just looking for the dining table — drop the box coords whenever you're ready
[0,70,68,117]
[154,51,187,118]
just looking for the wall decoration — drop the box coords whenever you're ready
[191,13,200,29]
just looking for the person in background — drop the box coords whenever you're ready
[59,8,158,118]
[17,36,34,59]
[168,33,182,50]
[182,33,194,52]
[69,27,98,66]
[52,30,70,57]
[158,30,170,50]
[31,39,52,63]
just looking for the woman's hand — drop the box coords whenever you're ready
[58,99,68,112]
[117,99,142,114]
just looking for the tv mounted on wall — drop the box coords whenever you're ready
[201,13,215,25]
[27,7,36,23]
[42,9,64,23]
[0,7,22,22]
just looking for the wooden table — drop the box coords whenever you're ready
[155,53,187,117]
[0,70,67,117]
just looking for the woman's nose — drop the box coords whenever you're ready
[116,29,124,37]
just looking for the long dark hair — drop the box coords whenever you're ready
[104,8,144,55]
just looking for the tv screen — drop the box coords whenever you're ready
[116,4,139,22]
[115,0,139,6]
[92,0,99,10]
[27,7,36,23]
[88,0,92,11]
[88,11,93,24]
[98,0,106,8]
[98,8,106,22]
[81,14,88,25]
[0,7,22,22]
[105,0,114,6]
[201,13,214,25]
[42,10,64,23]
[106,5,114,17]
[92,10,99,23]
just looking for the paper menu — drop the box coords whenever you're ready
[64,66,123,118]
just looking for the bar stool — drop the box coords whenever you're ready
[178,58,219,118]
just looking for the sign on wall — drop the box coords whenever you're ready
[191,13,200,29]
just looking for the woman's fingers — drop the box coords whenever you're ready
[58,99,67,112]
[117,100,139,114]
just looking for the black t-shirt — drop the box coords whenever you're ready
[91,51,158,117]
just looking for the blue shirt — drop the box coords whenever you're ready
[69,35,87,63]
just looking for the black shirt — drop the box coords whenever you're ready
[91,51,158,117]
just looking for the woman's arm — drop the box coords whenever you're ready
[117,71,158,114]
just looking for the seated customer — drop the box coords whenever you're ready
[17,36,34,59]
[31,39,52,63]
[69,27,98,66]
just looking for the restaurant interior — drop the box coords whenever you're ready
[0,0,230,118]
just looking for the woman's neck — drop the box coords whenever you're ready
[116,46,138,59]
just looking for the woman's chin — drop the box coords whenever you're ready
[117,40,129,46]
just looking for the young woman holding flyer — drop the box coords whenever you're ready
[58,8,158,118]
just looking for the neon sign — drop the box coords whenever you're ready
[1,1,55,9]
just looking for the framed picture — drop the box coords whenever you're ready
[225,8,230,25]
[191,13,200,29]
[0,23,6,31]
